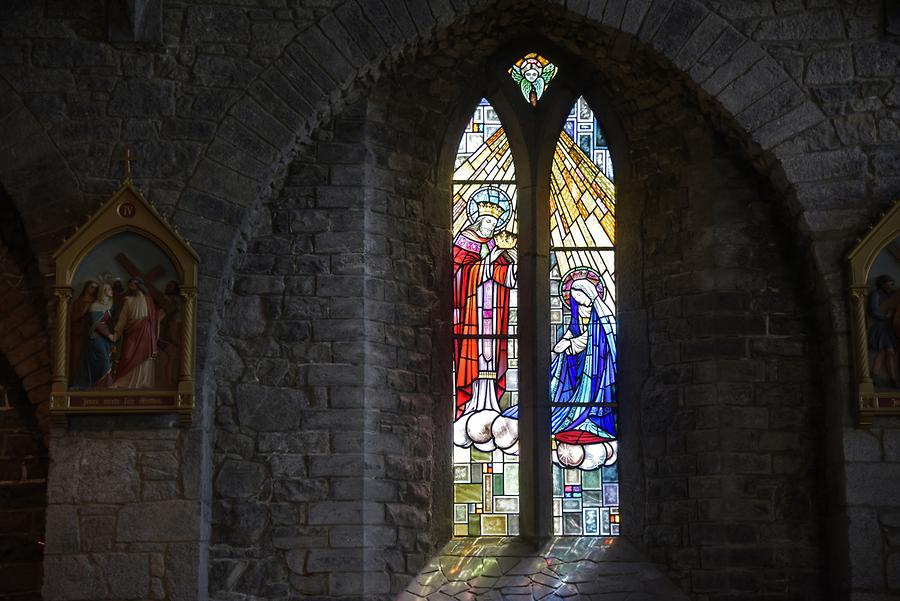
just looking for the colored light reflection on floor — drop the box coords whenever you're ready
[400,537,689,600]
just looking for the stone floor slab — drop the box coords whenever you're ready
[399,537,690,600]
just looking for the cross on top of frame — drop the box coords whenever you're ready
[115,147,140,183]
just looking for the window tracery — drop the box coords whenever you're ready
[451,71,618,537]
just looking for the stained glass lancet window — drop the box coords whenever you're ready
[452,99,521,536]
[549,97,619,536]
[509,53,557,106]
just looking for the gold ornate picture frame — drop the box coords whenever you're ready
[51,180,198,426]
[848,201,900,425]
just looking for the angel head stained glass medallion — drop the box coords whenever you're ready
[509,53,557,106]
[549,97,619,536]
[451,99,521,536]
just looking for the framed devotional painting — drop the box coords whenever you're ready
[848,202,900,425]
[51,178,198,426]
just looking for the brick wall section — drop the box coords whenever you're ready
[0,243,51,436]
[0,361,47,601]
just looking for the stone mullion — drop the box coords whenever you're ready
[516,173,552,539]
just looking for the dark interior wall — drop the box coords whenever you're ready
[621,107,825,597]
[210,104,375,598]
[0,1,895,600]
[0,189,48,601]
[0,356,46,601]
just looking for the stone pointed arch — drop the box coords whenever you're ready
[0,76,80,429]
[0,1,846,400]
[171,0,828,390]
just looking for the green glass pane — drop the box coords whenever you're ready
[562,498,582,512]
[583,490,602,507]
[494,496,519,513]
[493,474,504,495]
[471,449,492,463]
[553,465,564,495]
[563,513,583,535]
[455,483,482,503]
[504,464,519,494]
[582,469,601,490]
[468,513,481,536]
[454,504,468,523]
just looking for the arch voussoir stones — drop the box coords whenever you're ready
[0,78,78,431]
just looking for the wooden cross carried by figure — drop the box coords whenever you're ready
[115,253,168,308]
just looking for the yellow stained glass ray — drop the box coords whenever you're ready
[453,128,515,182]
[550,131,615,249]
[452,124,518,239]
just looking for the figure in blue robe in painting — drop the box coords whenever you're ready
[71,283,117,389]
[548,278,616,441]
[868,274,900,388]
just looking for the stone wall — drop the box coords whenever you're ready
[842,422,900,594]
[210,106,377,598]
[624,113,825,597]
[43,416,202,601]
[0,1,897,600]
[210,85,446,596]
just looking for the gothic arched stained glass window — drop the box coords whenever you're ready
[451,98,521,537]
[549,97,619,536]
[451,85,618,538]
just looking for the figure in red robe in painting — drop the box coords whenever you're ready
[112,277,164,388]
[453,199,517,419]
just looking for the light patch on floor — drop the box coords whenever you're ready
[399,537,689,600]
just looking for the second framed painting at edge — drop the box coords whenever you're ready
[849,201,900,426]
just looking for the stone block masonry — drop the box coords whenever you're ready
[0,0,896,600]
[43,416,200,601]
